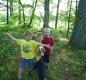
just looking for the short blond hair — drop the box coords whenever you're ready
[36,32,43,38]
[24,31,33,36]
[43,28,50,32]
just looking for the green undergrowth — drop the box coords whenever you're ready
[0,26,86,80]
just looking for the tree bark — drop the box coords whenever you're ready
[20,1,25,25]
[28,0,37,27]
[18,0,21,24]
[69,0,86,49]
[10,0,13,16]
[66,0,72,37]
[43,0,50,28]
[55,0,60,29]
[7,0,9,24]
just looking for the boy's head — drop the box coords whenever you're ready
[24,31,33,40]
[35,32,43,42]
[43,28,50,36]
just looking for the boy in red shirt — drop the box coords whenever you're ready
[42,28,54,69]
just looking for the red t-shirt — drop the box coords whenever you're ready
[42,36,53,55]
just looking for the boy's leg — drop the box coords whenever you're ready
[27,58,35,76]
[18,68,23,80]
[46,55,50,69]
[43,54,50,69]
[27,58,35,70]
[33,62,38,69]
[37,58,45,80]
[18,58,26,80]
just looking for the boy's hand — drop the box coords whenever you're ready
[46,44,51,49]
[4,32,16,41]
[5,32,11,36]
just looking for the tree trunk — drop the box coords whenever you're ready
[18,0,21,24]
[28,0,37,27]
[55,0,60,29]
[43,0,50,28]
[75,0,79,18]
[20,1,25,25]
[66,0,72,37]
[69,0,86,49]
[10,0,13,16]
[7,0,9,24]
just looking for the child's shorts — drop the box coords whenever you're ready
[19,58,35,70]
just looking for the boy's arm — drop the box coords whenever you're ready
[38,43,51,49]
[5,32,17,41]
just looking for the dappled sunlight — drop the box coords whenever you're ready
[59,37,69,42]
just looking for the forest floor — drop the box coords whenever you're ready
[0,37,86,80]
[48,37,86,80]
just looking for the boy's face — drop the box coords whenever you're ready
[37,35,43,42]
[25,35,32,40]
[44,30,50,36]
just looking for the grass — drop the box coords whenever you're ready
[0,28,86,80]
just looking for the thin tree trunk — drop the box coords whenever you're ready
[55,0,60,29]
[43,0,50,28]
[20,1,25,25]
[10,0,13,16]
[66,0,72,37]
[28,0,38,27]
[22,8,25,25]
[7,0,9,24]
[18,0,21,24]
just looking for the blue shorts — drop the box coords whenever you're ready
[19,58,35,70]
